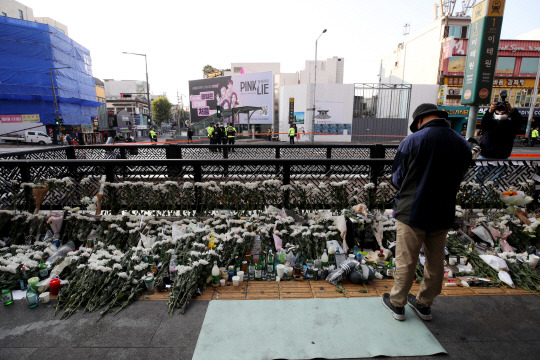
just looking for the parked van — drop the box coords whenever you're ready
[1,131,53,145]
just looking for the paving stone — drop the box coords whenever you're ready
[74,300,166,348]
[149,300,208,348]
[0,347,38,360]
[104,346,193,360]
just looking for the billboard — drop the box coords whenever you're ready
[313,100,345,124]
[189,71,273,124]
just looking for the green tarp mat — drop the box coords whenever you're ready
[193,297,446,360]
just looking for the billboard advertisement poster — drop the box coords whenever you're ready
[1,114,40,123]
[293,112,305,124]
[189,71,273,124]
[314,101,345,124]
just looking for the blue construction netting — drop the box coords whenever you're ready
[0,16,103,125]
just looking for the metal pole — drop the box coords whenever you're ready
[49,71,62,145]
[144,54,151,129]
[466,105,478,140]
[312,29,327,144]
[525,58,540,138]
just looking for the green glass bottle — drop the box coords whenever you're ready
[39,257,48,279]
[255,260,262,280]
[267,250,275,273]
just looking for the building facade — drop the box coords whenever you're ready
[0,0,68,34]
[380,13,540,134]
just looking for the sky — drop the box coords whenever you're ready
[20,0,540,105]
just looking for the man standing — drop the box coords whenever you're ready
[288,124,296,144]
[149,129,158,143]
[187,127,194,144]
[479,101,522,159]
[225,123,236,151]
[382,103,471,321]
[530,126,538,147]
[207,123,215,152]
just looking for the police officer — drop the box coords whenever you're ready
[149,129,158,143]
[215,123,224,152]
[225,123,237,151]
[289,124,296,144]
[207,123,216,152]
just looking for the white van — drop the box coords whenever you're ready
[1,130,53,145]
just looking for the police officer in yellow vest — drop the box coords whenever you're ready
[289,124,296,144]
[149,129,158,143]
[225,123,237,151]
[207,123,216,152]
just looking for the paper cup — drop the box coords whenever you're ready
[459,256,468,265]
[276,264,285,278]
[528,254,539,268]
[232,276,240,286]
[449,256,457,265]
[237,271,244,282]
[220,279,226,287]
[38,292,50,303]
[286,266,293,277]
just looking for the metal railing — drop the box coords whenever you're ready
[0,157,537,212]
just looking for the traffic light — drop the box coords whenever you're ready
[120,93,132,98]
[147,117,151,124]
[55,118,63,126]
[216,105,222,118]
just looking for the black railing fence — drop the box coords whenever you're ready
[0,150,538,212]
[0,144,399,161]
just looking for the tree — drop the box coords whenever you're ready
[203,64,215,75]
[152,97,172,126]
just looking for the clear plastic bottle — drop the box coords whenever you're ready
[169,254,178,281]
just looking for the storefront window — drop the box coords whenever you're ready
[448,56,465,73]
[520,57,539,75]
[496,57,516,75]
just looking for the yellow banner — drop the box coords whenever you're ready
[471,1,487,22]
[22,114,40,122]
[487,0,505,17]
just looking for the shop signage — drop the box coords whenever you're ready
[0,114,40,123]
[440,106,540,118]
[81,124,93,133]
[461,0,505,105]
[289,98,294,123]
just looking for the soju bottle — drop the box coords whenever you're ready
[169,255,178,280]
[248,258,255,276]
[234,255,241,275]
[255,260,262,280]
[321,250,329,268]
[39,257,48,279]
[20,266,28,290]
[267,250,275,273]
[211,261,220,287]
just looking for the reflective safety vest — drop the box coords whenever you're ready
[226,126,236,138]
[532,129,539,138]
[149,130,157,139]
[207,126,215,137]
[289,127,296,136]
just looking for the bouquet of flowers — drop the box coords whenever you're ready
[500,190,533,214]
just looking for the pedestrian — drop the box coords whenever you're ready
[207,123,216,152]
[225,123,237,151]
[289,124,296,144]
[268,128,272,141]
[65,134,73,145]
[215,123,224,152]
[382,103,471,322]
[149,129,158,143]
[479,100,522,159]
[530,126,538,147]
[103,132,108,143]
[187,127,194,144]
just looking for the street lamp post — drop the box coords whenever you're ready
[312,29,327,143]
[49,66,71,145]
[122,52,151,128]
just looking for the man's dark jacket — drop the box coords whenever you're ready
[393,118,471,231]
[480,110,522,159]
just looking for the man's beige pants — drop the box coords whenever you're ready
[389,221,448,307]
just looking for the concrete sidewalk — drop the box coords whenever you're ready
[0,295,537,360]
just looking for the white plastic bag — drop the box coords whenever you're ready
[471,225,494,247]
[479,254,509,272]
